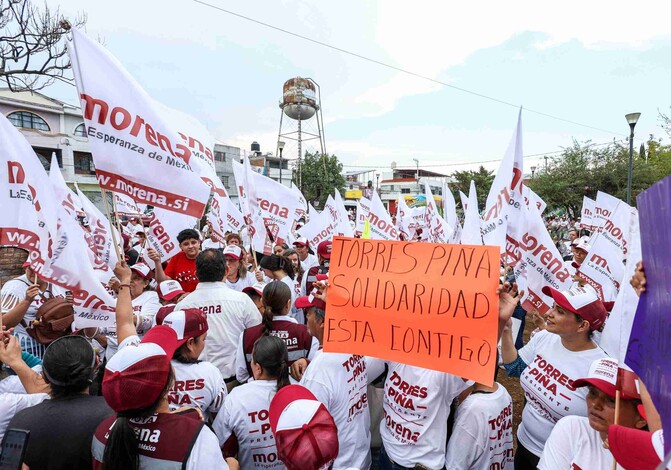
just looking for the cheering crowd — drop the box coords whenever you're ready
[0,213,667,470]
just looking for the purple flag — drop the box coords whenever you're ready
[625,175,671,454]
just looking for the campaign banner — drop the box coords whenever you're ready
[365,191,398,241]
[322,194,353,238]
[49,153,83,221]
[461,181,483,245]
[625,175,671,454]
[523,186,546,216]
[325,237,500,385]
[298,208,338,248]
[424,182,453,243]
[482,110,524,253]
[75,185,120,272]
[356,198,370,236]
[232,158,272,254]
[67,29,210,218]
[395,194,413,240]
[593,191,620,232]
[580,196,596,231]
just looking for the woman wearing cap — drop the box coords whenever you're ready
[499,283,608,469]
[8,334,113,470]
[157,309,228,419]
[105,262,160,360]
[1,258,71,358]
[93,263,236,470]
[538,358,647,469]
[224,245,257,292]
[234,282,318,384]
[214,335,290,469]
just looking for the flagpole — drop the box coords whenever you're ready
[100,188,123,262]
[612,390,621,470]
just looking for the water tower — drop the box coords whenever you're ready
[277,77,326,188]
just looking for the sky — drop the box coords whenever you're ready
[45,0,671,176]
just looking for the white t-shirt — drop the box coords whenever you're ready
[300,253,319,273]
[105,290,161,360]
[175,282,262,379]
[0,276,67,338]
[278,276,297,311]
[226,272,257,293]
[445,384,514,470]
[185,426,230,470]
[0,365,42,394]
[202,238,226,250]
[538,416,623,470]
[517,330,607,456]
[0,393,49,442]
[300,352,371,470]
[380,362,469,469]
[212,380,283,469]
[169,359,227,417]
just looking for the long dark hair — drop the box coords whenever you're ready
[261,282,292,335]
[42,335,96,398]
[102,368,174,470]
[282,248,303,283]
[252,335,290,392]
[260,254,295,280]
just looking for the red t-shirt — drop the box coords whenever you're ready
[164,252,198,292]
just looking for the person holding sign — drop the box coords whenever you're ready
[538,358,647,470]
[499,283,608,469]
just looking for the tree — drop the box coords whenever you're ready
[296,152,346,208]
[0,0,85,91]
[450,165,494,209]
[527,139,664,214]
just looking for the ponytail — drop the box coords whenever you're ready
[252,335,290,392]
[260,255,295,280]
[102,368,174,470]
[261,282,292,335]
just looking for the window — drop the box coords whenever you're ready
[74,123,87,137]
[214,151,225,162]
[33,148,61,170]
[220,175,229,187]
[74,152,95,175]
[7,111,50,131]
[389,185,395,191]
[401,188,411,194]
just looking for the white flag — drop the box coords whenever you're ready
[67,29,210,218]
[395,195,414,240]
[74,184,120,271]
[232,157,271,254]
[365,191,398,241]
[461,181,483,245]
[424,182,453,243]
[580,196,597,231]
[442,182,462,243]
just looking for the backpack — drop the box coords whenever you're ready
[21,282,74,344]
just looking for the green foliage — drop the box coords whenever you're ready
[527,139,669,214]
[296,152,346,207]
[450,165,494,209]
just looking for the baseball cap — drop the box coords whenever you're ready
[542,285,607,331]
[130,263,152,279]
[573,358,641,400]
[161,309,208,347]
[295,296,326,311]
[575,239,591,253]
[22,260,31,268]
[102,325,180,412]
[157,280,185,301]
[223,245,243,260]
[269,385,338,470]
[154,305,176,326]
[242,282,266,297]
[293,237,309,247]
[608,426,664,470]
[317,240,332,259]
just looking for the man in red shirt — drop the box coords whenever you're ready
[150,229,201,292]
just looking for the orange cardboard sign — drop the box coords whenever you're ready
[324,237,500,385]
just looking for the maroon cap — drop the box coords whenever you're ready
[572,358,640,400]
[608,426,663,470]
[292,237,309,247]
[161,309,209,347]
[269,385,338,470]
[295,296,326,311]
[157,280,185,301]
[154,305,177,326]
[542,285,607,331]
[102,326,181,412]
[317,241,332,259]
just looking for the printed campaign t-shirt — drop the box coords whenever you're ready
[380,362,469,469]
[105,290,161,360]
[212,380,282,469]
[165,251,199,292]
[445,384,514,470]
[225,272,257,292]
[301,352,371,470]
[169,360,227,416]
[517,330,607,456]
[538,416,624,470]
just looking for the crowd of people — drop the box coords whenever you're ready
[0,215,667,470]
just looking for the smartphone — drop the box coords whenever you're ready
[0,429,30,470]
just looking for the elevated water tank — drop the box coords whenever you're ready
[280,77,318,120]
[251,141,261,153]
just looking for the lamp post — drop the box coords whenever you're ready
[530,166,537,179]
[376,173,381,194]
[625,112,641,205]
[278,141,285,186]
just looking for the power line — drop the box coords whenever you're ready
[193,0,627,137]
[338,139,626,169]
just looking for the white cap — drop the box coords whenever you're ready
[223,245,243,260]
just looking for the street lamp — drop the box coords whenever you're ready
[412,158,419,191]
[625,112,641,205]
[376,173,381,194]
[530,166,537,178]
[278,141,285,186]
